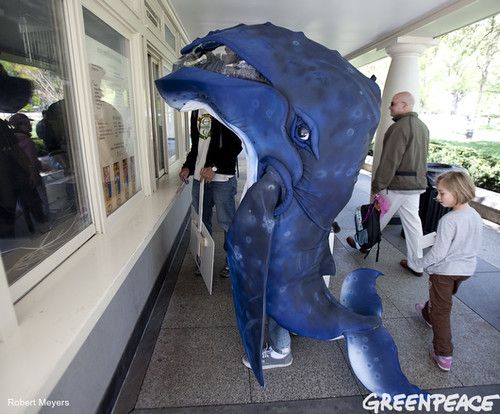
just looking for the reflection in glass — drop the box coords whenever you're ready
[164,24,176,50]
[166,104,178,165]
[148,55,165,177]
[83,8,140,215]
[0,0,92,287]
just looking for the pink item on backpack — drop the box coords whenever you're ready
[373,194,390,218]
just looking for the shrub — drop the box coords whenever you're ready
[428,141,500,193]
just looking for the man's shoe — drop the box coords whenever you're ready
[346,236,357,249]
[242,345,293,370]
[430,350,452,372]
[400,259,423,277]
[219,264,230,278]
[415,303,432,328]
[346,236,369,254]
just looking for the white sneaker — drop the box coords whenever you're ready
[242,345,293,370]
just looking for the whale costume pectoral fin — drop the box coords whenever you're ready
[227,169,283,386]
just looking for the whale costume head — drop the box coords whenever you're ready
[156,23,423,398]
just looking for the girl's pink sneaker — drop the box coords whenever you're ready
[430,349,452,371]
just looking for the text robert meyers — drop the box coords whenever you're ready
[7,398,70,408]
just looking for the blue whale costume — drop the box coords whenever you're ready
[156,22,423,398]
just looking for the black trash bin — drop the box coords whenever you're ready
[419,163,465,234]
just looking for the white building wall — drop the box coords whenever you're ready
[43,184,191,414]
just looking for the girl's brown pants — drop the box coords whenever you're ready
[421,274,470,356]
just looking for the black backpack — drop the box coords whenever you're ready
[354,201,382,261]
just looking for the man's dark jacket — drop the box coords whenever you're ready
[372,112,429,194]
[183,110,242,176]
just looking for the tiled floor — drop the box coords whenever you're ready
[124,170,500,414]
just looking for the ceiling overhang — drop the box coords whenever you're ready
[167,0,499,67]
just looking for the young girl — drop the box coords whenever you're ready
[410,170,482,372]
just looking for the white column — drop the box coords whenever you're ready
[372,36,437,176]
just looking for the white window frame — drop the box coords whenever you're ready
[80,1,152,228]
[2,0,100,304]
[0,0,154,306]
[0,260,17,342]
[144,0,162,39]
[124,0,142,18]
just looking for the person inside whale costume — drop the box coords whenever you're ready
[156,23,425,398]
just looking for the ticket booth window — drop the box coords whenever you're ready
[83,8,141,215]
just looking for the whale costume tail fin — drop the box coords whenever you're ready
[345,327,423,397]
[340,268,425,397]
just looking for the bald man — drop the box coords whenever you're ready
[347,91,429,276]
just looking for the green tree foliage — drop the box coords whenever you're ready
[420,15,499,118]
[473,16,500,118]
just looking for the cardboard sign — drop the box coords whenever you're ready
[189,181,214,294]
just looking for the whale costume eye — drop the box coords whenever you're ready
[291,115,311,146]
[289,114,319,159]
[298,126,310,141]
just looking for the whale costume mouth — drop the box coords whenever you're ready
[172,44,272,197]
[173,44,270,85]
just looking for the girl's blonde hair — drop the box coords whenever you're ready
[436,170,476,205]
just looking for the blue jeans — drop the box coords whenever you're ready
[192,177,237,237]
[269,318,291,353]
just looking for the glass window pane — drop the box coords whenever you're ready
[166,106,178,164]
[153,62,165,174]
[164,24,176,50]
[0,0,92,287]
[83,8,141,215]
[148,55,165,178]
[163,67,178,165]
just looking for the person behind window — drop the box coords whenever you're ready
[9,113,41,169]
[9,113,50,226]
